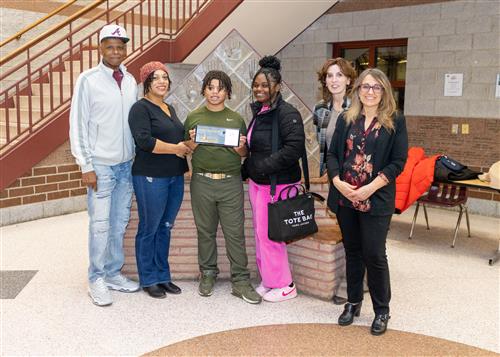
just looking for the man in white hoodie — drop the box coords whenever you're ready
[69,24,139,306]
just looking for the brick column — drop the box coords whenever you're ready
[123,177,346,301]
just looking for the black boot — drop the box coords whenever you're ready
[338,302,362,326]
[143,284,166,299]
[371,314,390,335]
[159,282,182,295]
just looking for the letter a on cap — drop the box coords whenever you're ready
[99,24,129,43]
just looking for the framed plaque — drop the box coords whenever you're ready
[194,124,240,147]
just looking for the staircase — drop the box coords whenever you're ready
[0,0,243,191]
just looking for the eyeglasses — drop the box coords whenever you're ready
[359,83,384,94]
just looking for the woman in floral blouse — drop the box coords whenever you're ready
[326,68,408,336]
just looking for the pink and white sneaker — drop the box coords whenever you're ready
[255,283,271,297]
[263,283,297,302]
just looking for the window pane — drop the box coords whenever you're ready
[341,48,369,76]
[375,46,407,81]
[393,88,405,111]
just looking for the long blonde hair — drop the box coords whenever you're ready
[344,68,397,131]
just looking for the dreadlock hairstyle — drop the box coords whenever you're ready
[201,70,232,99]
[252,55,282,104]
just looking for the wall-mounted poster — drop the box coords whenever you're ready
[444,73,463,97]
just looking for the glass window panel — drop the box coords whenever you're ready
[375,46,407,81]
[341,48,369,76]
[393,88,405,111]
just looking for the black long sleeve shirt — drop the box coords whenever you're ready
[128,98,188,177]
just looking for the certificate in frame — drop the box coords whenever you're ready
[194,124,240,147]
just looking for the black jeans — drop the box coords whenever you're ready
[336,205,392,315]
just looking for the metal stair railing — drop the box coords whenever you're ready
[0,0,209,152]
[0,0,78,48]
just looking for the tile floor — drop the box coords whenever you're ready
[1,206,499,355]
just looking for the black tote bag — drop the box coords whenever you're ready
[268,184,320,242]
[267,110,324,243]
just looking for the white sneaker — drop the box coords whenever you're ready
[255,282,271,297]
[88,278,112,306]
[104,274,140,292]
[263,283,298,302]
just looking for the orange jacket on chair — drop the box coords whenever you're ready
[395,147,440,213]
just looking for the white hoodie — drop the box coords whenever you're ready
[69,61,137,173]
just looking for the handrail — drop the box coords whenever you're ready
[0,0,213,155]
[0,0,106,66]
[0,0,78,48]
[0,0,241,192]
[0,0,127,83]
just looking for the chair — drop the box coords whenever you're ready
[409,182,471,247]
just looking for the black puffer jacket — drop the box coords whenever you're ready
[245,94,305,185]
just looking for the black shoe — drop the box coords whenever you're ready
[371,314,390,335]
[332,295,348,305]
[143,285,166,299]
[338,302,362,326]
[159,282,182,295]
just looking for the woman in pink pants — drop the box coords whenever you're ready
[243,55,305,302]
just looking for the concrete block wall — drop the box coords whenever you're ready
[277,1,500,116]
[275,0,500,214]
[123,179,346,301]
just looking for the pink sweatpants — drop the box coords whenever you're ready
[248,179,296,288]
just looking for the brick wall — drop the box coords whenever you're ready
[123,180,347,300]
[0,141,87,225]
[0,141,85,210]
[0,164,84,209]
[406,115,500,202]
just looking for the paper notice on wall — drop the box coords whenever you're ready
[444,73,463,97]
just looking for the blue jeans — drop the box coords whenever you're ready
[87,160,133,283]
[133,175,184,287]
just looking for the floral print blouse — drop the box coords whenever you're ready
[340,115,381,212]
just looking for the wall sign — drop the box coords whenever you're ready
[444,73,463,97]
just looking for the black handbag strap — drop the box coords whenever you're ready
[270,109,279,198]
[270,107,310,199]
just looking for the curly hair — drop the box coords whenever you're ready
[316,57,357,103]
[252,55,282,85]
[251,55,282,105]
[201,70,232,99]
